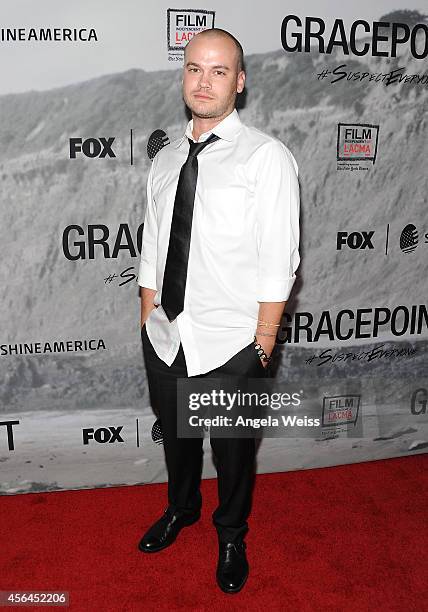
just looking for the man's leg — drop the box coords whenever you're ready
[210,436,256,543]
[141,325,203,515]
[199,340,266,593]
[138,326,203,553]
[205,340,264,543]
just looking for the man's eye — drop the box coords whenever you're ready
[189,67,199,72]
[215,71,226,76]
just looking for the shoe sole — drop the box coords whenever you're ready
[138,512,201,553]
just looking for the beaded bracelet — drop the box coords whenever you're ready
[253,335,272,364]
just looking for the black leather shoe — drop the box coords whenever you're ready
[138,507,200,553]
[216,540,249,593]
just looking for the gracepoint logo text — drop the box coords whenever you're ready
[281,304,428,343]
[62,223,144,260]
[281,15,428,59]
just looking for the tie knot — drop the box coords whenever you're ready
[187,133,220,157]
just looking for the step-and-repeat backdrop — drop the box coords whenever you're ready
[1,1,427,494]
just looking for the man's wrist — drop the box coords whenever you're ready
[255,331,276,346]
[140,304,158,329]
[254,334,275,362]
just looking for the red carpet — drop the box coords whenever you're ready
[1,455,427,611]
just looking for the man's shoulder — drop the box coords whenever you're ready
[240,124,298,172]
[241,123,291,153]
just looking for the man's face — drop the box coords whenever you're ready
[182,34,245,119]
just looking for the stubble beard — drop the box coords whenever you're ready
[183,91,236,120]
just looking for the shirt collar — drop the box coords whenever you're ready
[173,108,242,148]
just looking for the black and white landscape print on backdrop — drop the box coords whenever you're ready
[0,1,427,493]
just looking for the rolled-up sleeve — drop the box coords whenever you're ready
[254,140,300,302]
[137,158,158,289]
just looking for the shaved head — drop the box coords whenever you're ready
[184,28,244,73]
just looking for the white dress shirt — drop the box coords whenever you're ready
[138,108,300,376]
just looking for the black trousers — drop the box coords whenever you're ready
[141,324,267,544]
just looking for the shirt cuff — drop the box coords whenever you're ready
[137,261,157,290]
[256,275,296,302]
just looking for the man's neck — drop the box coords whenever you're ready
[191,107,234,142]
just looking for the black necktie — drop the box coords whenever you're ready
[161,132,220,322]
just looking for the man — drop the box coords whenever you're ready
[137,28,300,594]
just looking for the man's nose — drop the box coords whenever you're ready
[198,72,212,88]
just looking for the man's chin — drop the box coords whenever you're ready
[192,110,219,119]
[189,104,224,119]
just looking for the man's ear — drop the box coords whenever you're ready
[237,70,246,93]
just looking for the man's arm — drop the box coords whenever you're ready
[140,288,157,328]
[256,301,286,365]
[253,140,300,363]
[138,157,159,328]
